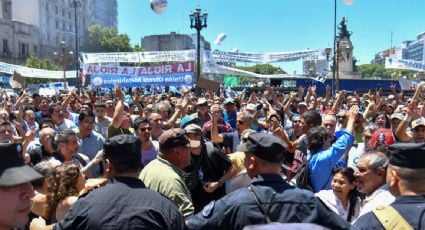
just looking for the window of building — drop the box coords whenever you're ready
[69,11,72,19]
[62,9,65,17]
[45,2,49,11]
[56,20,59,29]
[62,22,66,30]
[3,39,10,55]
[3,0,12,20]
[33,45,38,54]
[55,6,58,14]
[18,43,29,57]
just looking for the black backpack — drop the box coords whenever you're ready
[294,161,313,191]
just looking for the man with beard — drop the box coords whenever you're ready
[352,143,425,229]
[49,129,90,173]
[134,117,158,167]
[353,151,395,222]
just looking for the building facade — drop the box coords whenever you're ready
[371,47,402,65]
[402,31,425,61]
[142,32,211,51]
[0,0,117,64]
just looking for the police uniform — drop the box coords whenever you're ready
[53,135,187,230]
[187,133,350,230]
[54,177,187,230]
[352,143,425,230]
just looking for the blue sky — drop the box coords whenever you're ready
[117,0,425,73]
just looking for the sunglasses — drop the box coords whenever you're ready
[138,127,152,132]
[237,120,244,125]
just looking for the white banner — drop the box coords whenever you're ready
[385,58,425,71]
[81,50,196,64]
[211,48,329,64]
[81,48,329,64]
[0,62,76,79]
[82,62,194,76]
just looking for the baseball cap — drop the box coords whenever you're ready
[237,133,288,163]
[179,115,202,128]
[159,128,190,150]
[390,113,404,121]
[369,128,395,149]
[184,124,203,137]
[196,98,208,105]
[298,102,307,107]
[246,104,257,111]
[412,118,425,129]
[0,143,43,186]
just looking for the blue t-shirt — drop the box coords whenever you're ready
[308,130,354,192]
[223,110,237,130]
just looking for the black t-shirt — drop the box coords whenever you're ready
[28,145,54,166]
[186,141,232,213]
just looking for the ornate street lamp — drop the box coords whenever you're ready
[189,7,207,96]
[53,41,74,89]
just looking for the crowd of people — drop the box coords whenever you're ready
[0,82,424,229]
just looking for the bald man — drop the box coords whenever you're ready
[27,128,57,166]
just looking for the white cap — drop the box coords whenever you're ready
[246,104,257,111]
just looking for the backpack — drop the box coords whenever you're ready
[293,161,313,191]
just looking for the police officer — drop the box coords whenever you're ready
[187,132,350,230]
[0,143,43,230]
[352,142,425,229]
[31,134,186,230]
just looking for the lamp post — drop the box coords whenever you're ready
[73,0,81,93]
[189,7,207,96]
[332,0,337,96]
[54,41,74,90]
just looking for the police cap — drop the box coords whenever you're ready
[388,142,425,169]
[237,133,288,163]
[103,134,141,157]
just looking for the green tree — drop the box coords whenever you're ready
[358,63,422,79]
[233,64,286,85]
[236,64,286,75]
[133,44,144,52]
[81,24,134,52]
[22,56,61,84]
